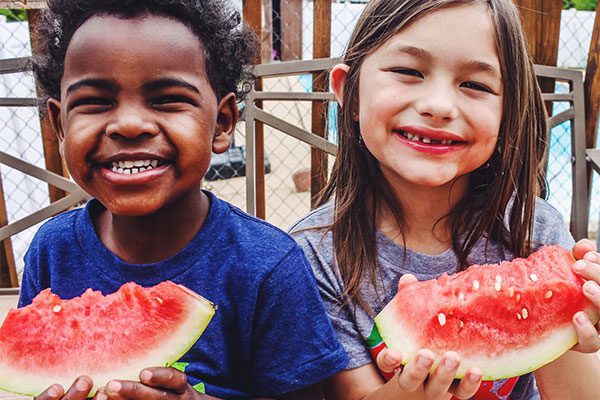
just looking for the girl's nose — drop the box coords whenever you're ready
[105,107,159,140]
[414,83,459,122]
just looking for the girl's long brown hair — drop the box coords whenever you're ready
[317,0,548,313]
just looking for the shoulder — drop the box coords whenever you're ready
[29,204,84,246]
[287,202,335,264]
[289,202,335,234]
[531,197,574,248]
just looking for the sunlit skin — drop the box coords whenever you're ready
[48,15,236,265]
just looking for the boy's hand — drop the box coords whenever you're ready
[570,239,600,353]
[34,376,93,400]
[97,367,202,400]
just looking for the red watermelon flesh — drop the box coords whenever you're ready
[374,245,599,380]
[0,281,215,396]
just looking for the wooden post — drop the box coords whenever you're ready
[514,0,562,108]
[280,0,303,61]
[27,9,67,202]
[243,0,266,219]
[311,0,331,207]
[0,168,18,288]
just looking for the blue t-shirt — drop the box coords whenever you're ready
[20,191,348,399]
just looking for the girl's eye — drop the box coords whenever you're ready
[461,81,493,93]
[393,68,424,78]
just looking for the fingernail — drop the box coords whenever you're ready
[584,252,598,262]
[469,372,482,383]
[47,385,60,398]
[574,260,587,271]
[75,379,89,391]
[140,369,152,382]
[585,281,600,296]
[96,392,107,400]
[107,380,121,393]
[417,355,433,369]
[444,357,458,370]
[575,312,588,325]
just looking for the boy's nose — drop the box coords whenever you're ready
[414,83,459,122]
[105,111,159,140]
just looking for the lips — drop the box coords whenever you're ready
[393,126,466,146]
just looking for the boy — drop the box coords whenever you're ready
[21,1,348,399]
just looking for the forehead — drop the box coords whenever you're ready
[375,3,499,68]
[62,14,208,89]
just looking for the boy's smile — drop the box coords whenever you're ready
[49,14,235,218]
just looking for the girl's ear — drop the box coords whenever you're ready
[213,92,237,154]
[330,63,350,106]
[47,98,66,157]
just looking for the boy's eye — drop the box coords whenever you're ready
[461,81,493,93]
[153,95,194,105]
[72,97,112,108]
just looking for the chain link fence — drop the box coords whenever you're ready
[1,2,599,282]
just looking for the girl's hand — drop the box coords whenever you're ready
[376,347,482,399]
[34,376,93,400]
[98,367,201,400]
[571,239,600,353]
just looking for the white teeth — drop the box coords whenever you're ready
[401,130,455,145]
[109,159,161,175]
[422,137,431,144]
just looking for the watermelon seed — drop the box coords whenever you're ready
[438,313,447,326]
[155,297,164,304]
[529,273,538,282]
[545,290,553,299]
[459,320,464,328]
[516,293,521,303]
[52,305,61,313]
[521,308,529,319]
[472,280,480,290]
[508,287,515,297]
[495,281,502,292]
[517,312,522,320]
[458,292,465,301]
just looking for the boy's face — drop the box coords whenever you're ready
[48,14,236,216]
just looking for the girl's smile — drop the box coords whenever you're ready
[393,126,467,155]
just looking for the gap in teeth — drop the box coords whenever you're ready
[400,131,453,145]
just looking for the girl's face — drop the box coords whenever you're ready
[349,3,503,194]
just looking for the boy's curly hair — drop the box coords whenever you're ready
[34,0,258,102]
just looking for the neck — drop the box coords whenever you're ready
[95,189,209,264]
[377,175,468,255]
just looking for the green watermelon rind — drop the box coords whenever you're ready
[0,284,215,397]
[375,308,586,380]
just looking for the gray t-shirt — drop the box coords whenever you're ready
[289,198,574,400]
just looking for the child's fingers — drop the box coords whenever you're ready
[139,367,188,393]
[34,384,65,400]
[422,352,460,398]
[397,273,418,290]
[572,239,597,260]
[572,311,600,353]
[397,349,434,392]
[375,347,403,373]
[572,258,600,283]
[449,368,482,399]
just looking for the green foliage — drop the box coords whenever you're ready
[0,9,27,22]
[564,0,598,10]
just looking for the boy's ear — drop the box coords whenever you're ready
[212,92,237,154]
[47,98,66,157]
[330,63,350,106]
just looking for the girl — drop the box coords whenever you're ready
[290,0,600,399]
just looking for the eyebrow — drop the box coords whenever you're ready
[66,78,116,95]
[390,44,501,79]
[142,78,200,94]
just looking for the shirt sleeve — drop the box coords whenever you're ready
[294,233,375,370]
[250,245,348,396]
[18,240,42,308]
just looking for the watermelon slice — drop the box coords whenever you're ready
[375,245,599,380]
[0,281,215,396]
